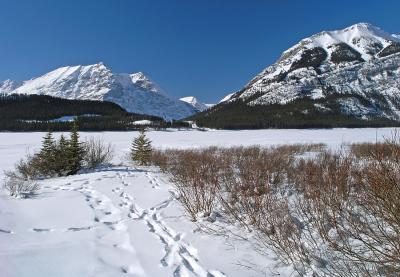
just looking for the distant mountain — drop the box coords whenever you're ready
[0,79,22,94]
[179,96,213,111]
[2,63,198,120]
[192,23,400,129]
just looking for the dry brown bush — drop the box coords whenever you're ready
[152,148,224,221]
[150,141,400,276]
[84,137,114,169]
[150,149,172,172]
[218,146,314,272]
[295,142,400,276]
[350,141,400,160]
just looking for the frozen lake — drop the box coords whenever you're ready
[0,128,397,177]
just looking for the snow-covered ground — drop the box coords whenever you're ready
[0,128,398,277]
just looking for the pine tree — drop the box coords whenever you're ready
[37,131,56,176]
[131,129,152,166]
[54,134,70,176]
[66,121,85,175]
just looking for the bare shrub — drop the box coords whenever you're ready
[150,142,400,276]
[149,149,170,172]
[84,137,114,169]
[295,143,400,276]
[339,137,400,275]
[14,154,41,180]
[352,153,400,275]
[3,170,39,198]
[217,146,310,271]
[350,141,400,159]
[292,151,360,275]
[168,148,223,221]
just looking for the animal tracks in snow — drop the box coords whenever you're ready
[0,228,14,234]
[76,177,145,275]
[31,228,53,233]
[8,167,225,276]
[113,168,225,277]
[145,172,161,189]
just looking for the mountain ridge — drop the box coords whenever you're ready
[1,63,198,120]
[179,96,213,111]
[193,23,400,128]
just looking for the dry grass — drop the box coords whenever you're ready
[3,170,39,198]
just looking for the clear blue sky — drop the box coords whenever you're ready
[0,0,399,103]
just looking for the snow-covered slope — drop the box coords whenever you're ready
[219,93,235,103]
[4,63,198,120]
[179,96,211,111]
[0,79,22,94]
[212,23,400,121]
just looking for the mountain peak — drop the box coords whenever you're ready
[180,96,209,111]
[129,72,165,95]
[270,22,400,78]
[303,22,396,50]
[339,22,396,41]
[130,72,151,85]
[5,63,197,119]
[209,23,400,128]
[1,79,14,85]
[345,22,376,31]
[82,62,109,71]
[0,79,22,94]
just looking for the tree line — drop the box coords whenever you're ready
[190,95,400,129]
[0,94,190,131]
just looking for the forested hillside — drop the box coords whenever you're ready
[0,94,177,131]
[190,96,400,129]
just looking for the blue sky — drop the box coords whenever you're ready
[0,0,399,103]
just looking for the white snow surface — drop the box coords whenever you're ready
[0,128,397,277]
[219,93,235,103]
[132,120,153,125]
[3,63,197,120]
[50,114,101,122]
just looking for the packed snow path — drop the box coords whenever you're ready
[0,165,294,277]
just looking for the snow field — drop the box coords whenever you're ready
[0,128,398,276]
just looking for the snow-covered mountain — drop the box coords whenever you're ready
[2,63,198,120]
[179,96,212,111]
[0,79,22,94]
[197,23,400,127]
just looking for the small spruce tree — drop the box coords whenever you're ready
[54,134,70,176]
[131,129,152,166]
[37,131,56,176]
[66,121,85,175]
